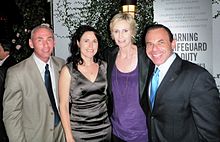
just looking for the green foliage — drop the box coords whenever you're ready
[55,0,154,48]
[212,0,220,18]
[135,0,154,46]
[12,0,50,62]
[55,0,121,48]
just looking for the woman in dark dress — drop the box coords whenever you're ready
[59,25,111,142]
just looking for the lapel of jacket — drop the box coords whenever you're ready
[138,47,153,99]
[28,55,50,102]
[107,47,118,92]
[152,54,182,112]
[145,64,155,112]
[50,57,61,101]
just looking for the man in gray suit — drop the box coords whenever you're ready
[3,24,65,142]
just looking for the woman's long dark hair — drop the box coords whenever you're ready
[67,25,102,69]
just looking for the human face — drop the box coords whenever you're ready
[112,20,133,48]
[0,44,8,60]
[145,28,176,66]
[0,45,4,60]
[29,28,55,63]
[77,31,98,60]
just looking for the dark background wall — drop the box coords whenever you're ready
[0,0,23,39]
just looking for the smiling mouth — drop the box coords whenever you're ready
[86,49,93,52]
[152,53,162,58]
[117,40,125,43]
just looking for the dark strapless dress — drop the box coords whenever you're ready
[66,61,111,142]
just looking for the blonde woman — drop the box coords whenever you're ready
[103,13,152,142]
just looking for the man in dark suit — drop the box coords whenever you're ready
[0,39,17,142]
[3,24,65,142]
[0,67,8,142]
[144,24,220,142]
[0,39,17,68]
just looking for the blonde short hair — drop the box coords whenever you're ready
[109,12,137,42]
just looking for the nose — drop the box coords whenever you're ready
[89,42,93,48]
[151,44,159,51]
[43,40,50,47]
[119,31,123,38]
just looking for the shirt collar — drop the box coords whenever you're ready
[0,55,10,66]
[155,53,176,82]
[33,53,51,74]
[158,53,176,72]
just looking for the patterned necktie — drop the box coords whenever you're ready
[45,64,60,126]
[150,68,160,109]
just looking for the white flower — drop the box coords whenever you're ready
[16,45,22,50]
[16,33,20,37]
[12,39,16,43]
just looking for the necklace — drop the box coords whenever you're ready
[115,67,129,96]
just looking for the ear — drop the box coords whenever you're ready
[5,51,10,55]
[53,40,56,48]
[171,39,176,50]
[29,39,34,49]
[77,40,80,48]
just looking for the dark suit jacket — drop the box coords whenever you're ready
[0,55,17,93]
[0,55,17,98]
[1,55,17,69]
[0,67,6,96]
[103,46,152,116]
[147,54,220,142]
[0,67,7,142]
[0,55,17,142]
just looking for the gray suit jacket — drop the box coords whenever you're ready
[3,54,65,142]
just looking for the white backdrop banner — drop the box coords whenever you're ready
[154,0,220,91]
[154,0,213,73]
[212,2,220,91]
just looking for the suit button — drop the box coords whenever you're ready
[51,112,53,115]
[50,128,53,131]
